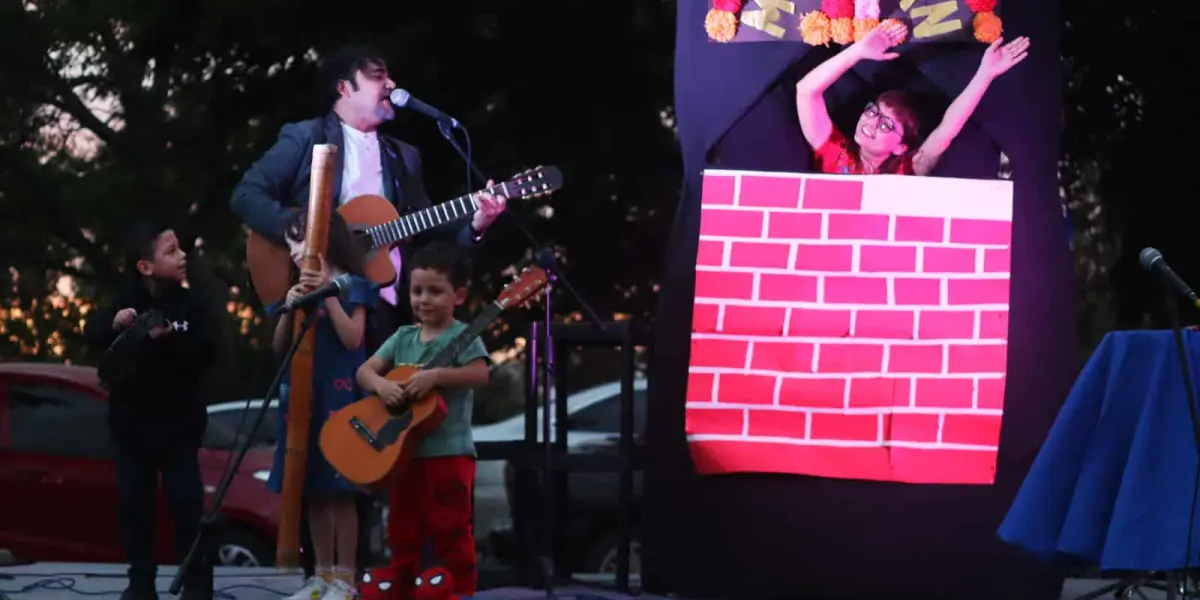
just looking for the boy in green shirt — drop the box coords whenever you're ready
[355,241,490,599]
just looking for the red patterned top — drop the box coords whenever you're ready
[813,129,913,175]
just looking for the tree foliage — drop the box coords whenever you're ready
[0,1,680,399]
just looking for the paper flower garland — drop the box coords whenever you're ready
[705,0,745,43]
[801,0,902,47]
[966,0,1003,43]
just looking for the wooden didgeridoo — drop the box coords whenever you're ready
[275,143,338,569]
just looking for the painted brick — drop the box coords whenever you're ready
[701,174,736,206]
[947,278,1009,305]
[802,178,864,211]
[694,270,755,300]
[828,213,890,241]
[977,377,1006,409]
[686,372,715,402]
[941,414,1002,446]
[715,373,778,404]
[854,309,915,339]
[913,378,975,409]
[696,240,726,267]
[894,216,946,243]
[949,218,1011,245]
[917,310,975,340]
[794,243,853,271]
[722,305,787,335]
[729,241,791,269]
[778,377,847,409]
[686,407,744,436]
[689,338,749,369]
[817,343,885,372]
[787,307,852,337]
[978,310,1009,340]
[922,247,977,274]
[740,175,802,209]
[700,208,763,238]
[860,244,917,273]
[947,344,1008,373]
[746,409,808,438]
[983,247,1011,273]
[824,276,889,304]
[766,212,823,240]
[749,341,816,373]
[893,277,941,305]
[848,377,911,408]
[759,274,819,302]
[810,413,879,442]
[887,413,940,443]
[692,303,720,333]
[888,344,944,373]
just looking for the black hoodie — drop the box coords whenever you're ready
[84,277,218,451]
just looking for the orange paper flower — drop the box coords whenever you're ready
[705,8,740,42]
[880,18,908,45]
[972,11,1002,43]
[853,18,880,42]
[830,17,854,45]
[800,11,833,46]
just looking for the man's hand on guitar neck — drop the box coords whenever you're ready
[470,180,507,235]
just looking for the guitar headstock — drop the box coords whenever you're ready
[495,265,550,309]
[499,166,563,200]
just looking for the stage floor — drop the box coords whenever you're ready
[0,563,1178,599]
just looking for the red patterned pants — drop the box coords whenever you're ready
[387,456,476,598]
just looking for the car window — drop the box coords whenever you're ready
[567,390,647,434]
[8,382,113,459]
[206,407,277,449]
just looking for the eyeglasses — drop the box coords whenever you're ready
[863,102,899,135]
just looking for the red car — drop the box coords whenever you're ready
[0,363,279,566]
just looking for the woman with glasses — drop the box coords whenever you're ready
[795,21,1030,176]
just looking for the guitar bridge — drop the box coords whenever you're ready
[349,417,385,452]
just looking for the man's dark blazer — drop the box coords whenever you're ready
[230,111,479,342]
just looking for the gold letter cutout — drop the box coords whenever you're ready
[741,0,796,39]
[907,0,963,39]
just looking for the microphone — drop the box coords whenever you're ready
[1140,247,1200,310]
[389,89,461,129]
[271,274,355,316]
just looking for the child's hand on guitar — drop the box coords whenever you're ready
[374,378,408,408]
[402,370,441,402]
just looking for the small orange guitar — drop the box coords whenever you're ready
[319,265,550,491]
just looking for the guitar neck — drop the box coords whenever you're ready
[364,183,509,250]
[424,304,504,369]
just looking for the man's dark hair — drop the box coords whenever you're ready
[124,219,171,274]
[318,45,388,109]
[410,242,472,288]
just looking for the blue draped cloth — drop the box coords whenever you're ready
[999,329,1200,570]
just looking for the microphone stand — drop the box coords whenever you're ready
[170,309,318,595]
[1165,293,1200,599]
[434,116,606,599]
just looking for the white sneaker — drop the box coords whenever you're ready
[284,576,328,600]
[319,579,357,600]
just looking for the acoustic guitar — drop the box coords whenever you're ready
[246,166,563,306]
[319,265,550,491]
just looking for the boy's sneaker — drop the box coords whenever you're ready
[284,576,328,600]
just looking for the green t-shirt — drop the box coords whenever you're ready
[372,321,489,458]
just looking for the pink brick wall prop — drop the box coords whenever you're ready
[687,170,1013,484]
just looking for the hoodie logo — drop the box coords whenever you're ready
[171,320,189,332]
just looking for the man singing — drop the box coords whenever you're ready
[230,44,505,598]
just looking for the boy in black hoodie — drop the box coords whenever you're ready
[84,221,218,600]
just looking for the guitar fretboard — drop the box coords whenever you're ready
[363,184,507,250]
[424,304,504,370]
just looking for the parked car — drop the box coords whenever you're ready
[476,379,647,573]
[0,363,278,567]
